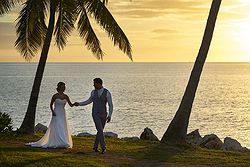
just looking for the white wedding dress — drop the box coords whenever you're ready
[26,99,73,148]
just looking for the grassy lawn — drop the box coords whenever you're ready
[0,134,249,167]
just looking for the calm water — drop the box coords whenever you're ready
[0,62,249,147]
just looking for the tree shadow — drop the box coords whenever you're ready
[134,143,194,166]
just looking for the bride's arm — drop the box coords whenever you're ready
[65,95,74,107]
[50,95,56,116]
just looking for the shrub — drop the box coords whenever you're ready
[0,112,13,133]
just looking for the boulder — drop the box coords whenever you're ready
[186,129,202,145]
[77,132,94,137]
[221,137,249,152]
[104,132,118,138]
[34,123,47,134]
[140,127,159,141]
[199,134,223,149]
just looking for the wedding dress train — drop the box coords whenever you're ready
[26,98,73,148]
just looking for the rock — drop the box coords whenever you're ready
[199,134,223,149]
[140,127,159,141]
[34,123,47,134]
[122,137,140,141]
[204,139,223,149]
[104,132,118,138]
[186,129,202,145]
[77,132,94,137]
[221,137,249,152]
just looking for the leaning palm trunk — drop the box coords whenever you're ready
[19,3,56,134]
[2,0,132,134]
[161,0,222,144]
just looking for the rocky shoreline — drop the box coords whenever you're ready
[186,129,249,152]
[35,123,249,152]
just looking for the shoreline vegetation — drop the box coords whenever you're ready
[1,134,250,167]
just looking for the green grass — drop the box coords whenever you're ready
[0,134,249,167]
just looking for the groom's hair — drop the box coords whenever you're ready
[93,78,103,85]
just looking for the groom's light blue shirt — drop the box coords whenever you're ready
[79,88,113,118]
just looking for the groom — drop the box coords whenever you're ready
[75,78,113,154]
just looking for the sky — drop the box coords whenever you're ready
[1,0,250,62]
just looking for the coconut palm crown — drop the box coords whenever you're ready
[0,0,132,133]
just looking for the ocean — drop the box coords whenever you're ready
[0,62,249,147]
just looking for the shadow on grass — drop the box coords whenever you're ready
[134,143,250,167]
[0,155,65,167]
[142,143,192,160]
[133,143,195,166]
[0,147,97,167]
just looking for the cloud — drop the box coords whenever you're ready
[0,22,15,34]
[0,22,16,49]
[152,28,177,34]
[112,9,168,18]
[108,0,250,21]
[109,0,209,18]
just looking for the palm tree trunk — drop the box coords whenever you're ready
[161,0,222,144]
[19,3,56,134]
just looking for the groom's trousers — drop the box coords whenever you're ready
[92,112,106,150]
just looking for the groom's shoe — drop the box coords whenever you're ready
[93,147,99,152]
[100,149,106,154]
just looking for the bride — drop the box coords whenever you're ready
[26,82,74,148]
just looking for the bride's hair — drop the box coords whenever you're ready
[57,82,65,92]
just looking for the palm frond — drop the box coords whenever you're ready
[102,0,108,5]
[15,0,48,61]
[0,0,24,15]
[54,0,77,51]
[77,4,104,60]
[79,0,132,61]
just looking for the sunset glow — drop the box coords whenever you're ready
[1,0,250,62]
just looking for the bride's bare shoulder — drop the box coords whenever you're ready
[52,93,59,99]
[63,94,70,99]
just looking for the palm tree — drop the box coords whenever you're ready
[0,0,132,134]
[161,0,222,144]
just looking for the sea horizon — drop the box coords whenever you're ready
[2,61,250,63]
[1,62,250,148]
